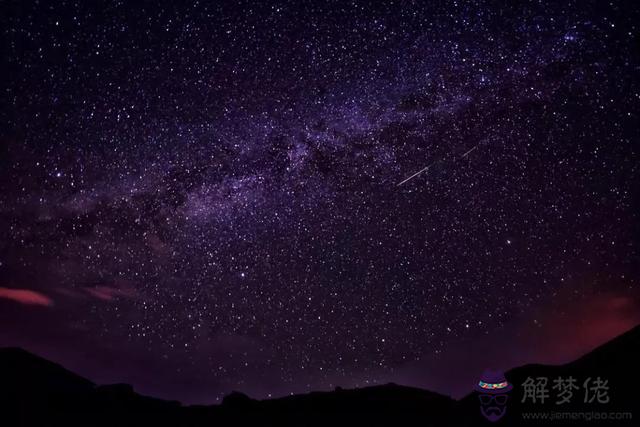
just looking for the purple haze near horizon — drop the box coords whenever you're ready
[1,0,639,404]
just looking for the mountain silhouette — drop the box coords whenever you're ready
[455,324,640,426]
[1,325,638,426]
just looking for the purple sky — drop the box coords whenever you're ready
[1,0,639,404]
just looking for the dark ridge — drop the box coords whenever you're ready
[1,324,638,426]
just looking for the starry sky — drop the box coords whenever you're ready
[1,0,639,404]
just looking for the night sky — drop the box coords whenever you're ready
[1,0,639,404]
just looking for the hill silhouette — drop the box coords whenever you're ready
[455,324,640,426]
[1,325,638,426]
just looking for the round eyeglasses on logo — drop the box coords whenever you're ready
[475,370,513,422]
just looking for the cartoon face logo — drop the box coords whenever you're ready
[475,370,513,422]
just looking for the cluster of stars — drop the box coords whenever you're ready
[1,0,638,404]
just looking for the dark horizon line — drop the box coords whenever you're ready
[4,322,639,406]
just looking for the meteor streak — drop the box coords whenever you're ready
[397,161,437,186]
[460,145,478,158]
[397,144,480,187]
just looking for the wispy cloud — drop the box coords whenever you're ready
[0,287,54,307]
[85,285,138,301]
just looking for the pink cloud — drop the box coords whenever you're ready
[0,287,54,307]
